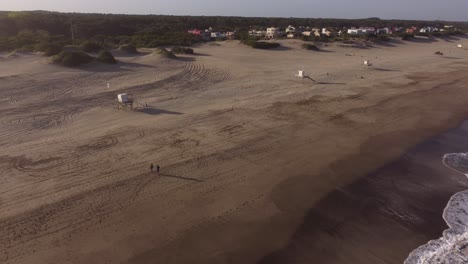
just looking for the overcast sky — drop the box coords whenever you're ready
[2,0,468,21]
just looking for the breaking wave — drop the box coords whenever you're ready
[405,153,468,264]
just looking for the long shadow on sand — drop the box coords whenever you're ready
[373,67,401,72]
[271,46,293,51]
[315,81,346,85]
[79,61,153,73]
[443,56,462,60]
[194,53,211,56]
[160,173,204,182]
[316,49,334,53]
[137,107,183,115]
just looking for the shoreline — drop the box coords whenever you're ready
[258,121,468,264]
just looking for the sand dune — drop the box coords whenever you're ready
[1,37,468,263]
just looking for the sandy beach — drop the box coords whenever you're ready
[1,36,468,263]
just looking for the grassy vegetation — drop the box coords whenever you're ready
[171,46,194,54]
[154,48,177,59]
[96,50,117,64]
[301,43,320,51]
[53,50,93,67]
[79,41,104,53]
[34,41,63,56]
[118,44,138,54]
[251,41,280,49]
[401,33,415,41]
[240,36,280,49]
[43,44,63,56]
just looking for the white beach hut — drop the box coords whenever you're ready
[117,93,130,103]
[295,70,306,78]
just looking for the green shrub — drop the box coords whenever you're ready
[378,35,390,41]
[44,44,62,56]
[53,51,94,67]
[251,41,280,49]
[79,41,103,53]
[415,32,429,37]
[6,50,18,58]
[35,42,62,56]
[154,48,177,59]
[301,43,320,51]
[96,50,117,64]
[118,44,138,54]
[401,33,414,41]
[172,46,194,54]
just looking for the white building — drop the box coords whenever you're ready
[302,30,320,37]
[211,32,225,39]
[322,28,332,36]
[266,27,283,39]
[286,25,296,33]
[249,30,266,37]
[347,27,375,35]
[377,28,391,35]
[347,28,363,34]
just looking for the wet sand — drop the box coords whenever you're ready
[259,121,468,264]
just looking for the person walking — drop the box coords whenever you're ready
[150,163,154,173]
[156,164,160,175]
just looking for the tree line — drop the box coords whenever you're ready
[1,11,467,52]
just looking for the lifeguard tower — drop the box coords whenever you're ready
[115,93,136,111]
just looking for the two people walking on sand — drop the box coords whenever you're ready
[150,163,160,175]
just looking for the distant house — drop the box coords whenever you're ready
[362,27,376,34]
[225,31,236,39]
[347,27,375,35]
[302,30,320,37]
[296,26,306,34]
[421,26,439,33]
[266,27,283,39]
[406,28,415,34]
[188,29,202,35]
[377,28,391,35]
[285,25,296,34]
[287,33,295,38]
[188,29,211,41]
[321,28,332,36]
[211,32,225,39]
[249,30,266,37]
[188,29,212,40]
[200,31,212,41]
[347,28,363,35]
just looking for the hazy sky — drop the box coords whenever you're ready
[2,0,468,21]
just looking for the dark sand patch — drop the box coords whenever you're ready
[259,121,468,264]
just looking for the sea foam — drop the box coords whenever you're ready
[405,153,468,264]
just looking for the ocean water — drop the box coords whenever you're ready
[405,153,468,264]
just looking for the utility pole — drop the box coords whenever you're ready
[71,21,75,46]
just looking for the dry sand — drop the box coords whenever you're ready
[1,36,468,263]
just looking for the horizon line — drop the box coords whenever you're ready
[1,9,467,23]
